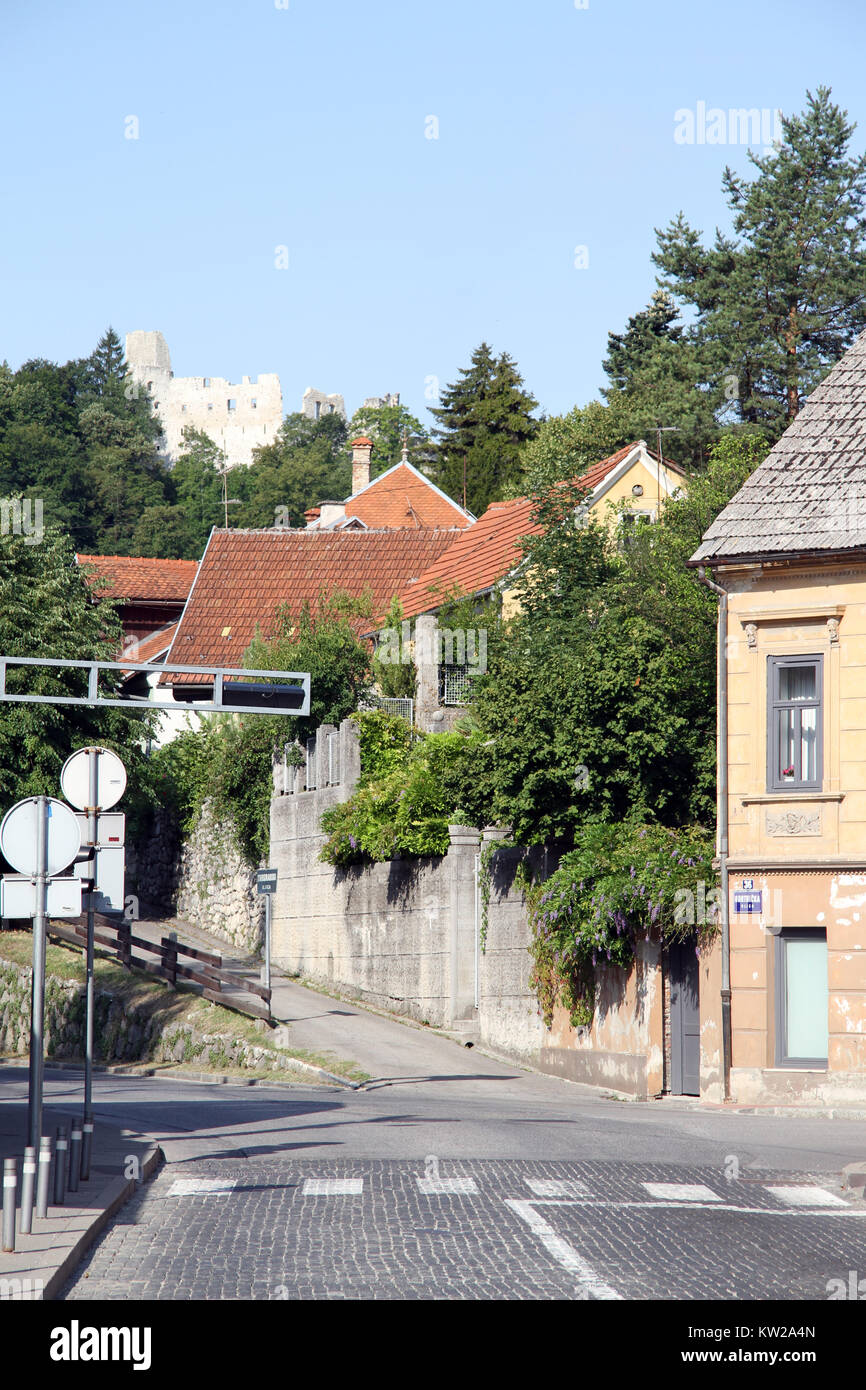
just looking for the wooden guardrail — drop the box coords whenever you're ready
[47,914,272,1023]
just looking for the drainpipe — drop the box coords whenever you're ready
[697,565,731,1102]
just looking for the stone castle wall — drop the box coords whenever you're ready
[126,330,283,469]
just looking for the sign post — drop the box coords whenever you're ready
[29,798,48,1155]
[61,747,127,1180]
[0,796,82,1153]
[256,869,278,996]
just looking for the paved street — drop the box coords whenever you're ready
[62,1156,866,1301]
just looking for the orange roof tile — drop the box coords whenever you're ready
[165,527,461,684]
[76,555,198,603]
[386,443,666,621]
[120,622,179,674]
[345,462,474,531]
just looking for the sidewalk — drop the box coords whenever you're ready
[0,1076,160,1300]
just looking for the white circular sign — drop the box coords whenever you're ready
[0,798,82,877]
[60,747,127,811]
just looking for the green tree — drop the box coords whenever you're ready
[235,412,350,528]
[431,343,538,514]
[654,87,866,429]
[346,404,431,478]
[0,514,155,812]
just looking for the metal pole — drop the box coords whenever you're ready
[54,1125,67,1206]
[27,794,49,1153]
[19,1145,35,1234]
[36,1136,51,1219]
[68,1118,82,1193]
[264,891,271,996]
[2,1158,16,1252]
[82,747,99,1180]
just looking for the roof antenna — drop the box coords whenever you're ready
[654,425,679,522]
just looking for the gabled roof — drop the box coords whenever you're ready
[388,497,541,622]
[120,622,178,678]
[76,554,198,603]
[692,332,866,565]
[345,460,475,530]
[386,441,680,621]
[165,527,462,684]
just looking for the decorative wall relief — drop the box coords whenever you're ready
[766,810,821,836]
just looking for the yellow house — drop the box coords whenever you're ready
[691,333,866,1107]
[388,440,686,728]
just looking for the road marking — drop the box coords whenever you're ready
[302,1178,364,1196]
[526,1178,591,1198]
[504,1199,622,1300]
[765,1185,847,1208]
[166,1178,237,1197]
[416,1177,479,1195]
[528,1198,866,1217]
[642,1182,722,1203]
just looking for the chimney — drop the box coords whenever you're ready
[351,437,373,494]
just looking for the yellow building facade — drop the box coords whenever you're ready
[693,334,866,1107]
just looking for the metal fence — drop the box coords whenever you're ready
[357,692,415,724]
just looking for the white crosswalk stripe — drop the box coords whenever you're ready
[416,1177,479,1194]
[765,1185,847,1208]
[642,1182,722,1202]
[526,1178,591,1198]
[302,1178,364,1195]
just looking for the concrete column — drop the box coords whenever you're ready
[414,613,440,731]
[316,724,336,788]
[340,716,361,795]
[447,825,481,1025]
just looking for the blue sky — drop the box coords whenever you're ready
[2,0,865,429]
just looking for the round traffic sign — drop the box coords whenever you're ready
[60,747,127,811]
[0,797,82,876]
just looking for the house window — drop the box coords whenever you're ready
[203,377,210,387]
[251,398,257,409]
[767,655,822,792]
[775,929,828,1067]
[207,402,214,412]
[227,399,236,412]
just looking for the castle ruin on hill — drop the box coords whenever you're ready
[125,330,283,468]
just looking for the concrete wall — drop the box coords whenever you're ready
[269,719,666,1096]
[126,330,283,468]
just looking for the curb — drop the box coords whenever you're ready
[42,1144,163,1301]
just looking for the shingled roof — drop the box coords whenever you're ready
[165,527,461,685]
[692,332,866,565]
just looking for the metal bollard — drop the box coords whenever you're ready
[68,1120,82,1194]
[81,1112,94,1182]
[18,1146,36,1235]
[36,1136,51,1220]
[54,1126,68,1206]
[2,1158,16,1252]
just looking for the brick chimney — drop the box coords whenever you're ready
[351,437,373,494]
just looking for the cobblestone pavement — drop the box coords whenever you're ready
[62,1158,866,1301]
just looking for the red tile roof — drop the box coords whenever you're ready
[165,527,462,684]
[345,462,474,531]
[121,622,179,667]
[76,555,198,603]
[388,497,541,622]
[387,443,671,621]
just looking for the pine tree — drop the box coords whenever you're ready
[602,290,682,392]
[654,87,866,429]
[430,343,538,514]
